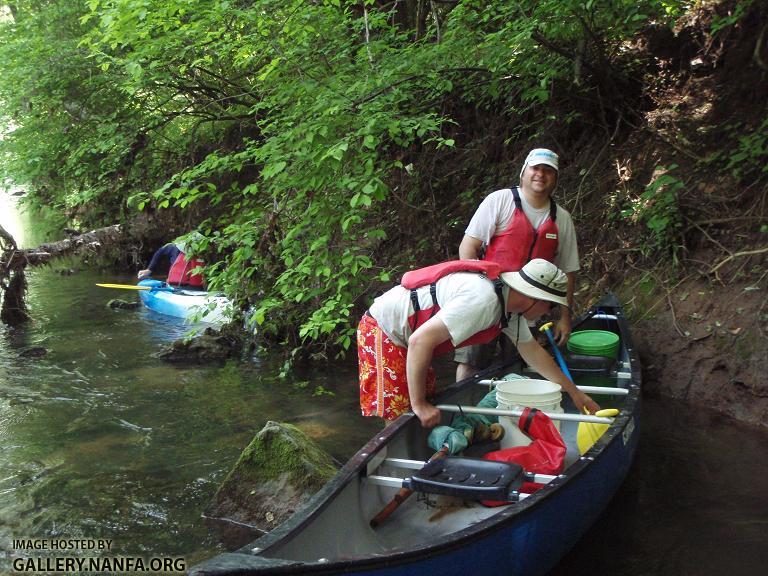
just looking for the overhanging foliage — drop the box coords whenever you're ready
[7,0,748,359]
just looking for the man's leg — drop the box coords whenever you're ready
[454,345,478,381]
[455,342,497,381]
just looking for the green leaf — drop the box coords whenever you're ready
[363,134,377,150]
[262,161,287,179]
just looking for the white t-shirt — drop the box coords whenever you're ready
[464,188,580,273]
[369,272,533,349]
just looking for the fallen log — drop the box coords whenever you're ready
[0,223,123,325]
[1,224,122,270]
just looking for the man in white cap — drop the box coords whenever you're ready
[455,148,580,380]
[357,258,599,429]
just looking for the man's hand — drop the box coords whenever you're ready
[571,390,600,416]
[553,315,572,346]
[411,402,442,429]
[137,269,151,279]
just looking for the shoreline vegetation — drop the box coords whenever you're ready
[0,0,765,427]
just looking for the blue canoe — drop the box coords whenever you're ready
[191,294,641,576]
[138,279,233,324]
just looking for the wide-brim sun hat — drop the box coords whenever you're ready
[500,258,569,307]
[520,148,559,180]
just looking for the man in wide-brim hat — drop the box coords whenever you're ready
[358,258,600,428]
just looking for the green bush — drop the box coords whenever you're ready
[723,118,768,182]
[1,0,687,360]
[621,164,685,259]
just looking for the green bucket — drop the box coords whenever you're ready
[567,330,620,359]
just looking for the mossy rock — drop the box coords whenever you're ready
[107,298,141,310]
[19,346,48,358]
[205,421,338,533]
[155,327,240,364]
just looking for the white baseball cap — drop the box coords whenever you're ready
[520,148,559,179]
[174,231,204,254]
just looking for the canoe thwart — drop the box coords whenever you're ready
[366,475,527,504]
[369,445,449,529]
[376,458,557,485]
[476,379,630,396]
[369,455,532,528]
[383,457,431,470]
[572,385,629,395]
[437,404,615,424]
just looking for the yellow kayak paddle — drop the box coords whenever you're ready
[96,283,173,292]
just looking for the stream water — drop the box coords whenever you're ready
[0,192,381,571]
[1,192,766,575]
[551,395,768,576]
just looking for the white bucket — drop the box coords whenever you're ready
[495,379,563,448]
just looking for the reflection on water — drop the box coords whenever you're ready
[550,395,768,576]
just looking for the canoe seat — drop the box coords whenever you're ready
[403,456,531,501]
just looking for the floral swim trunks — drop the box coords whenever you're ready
[357,313,435,420]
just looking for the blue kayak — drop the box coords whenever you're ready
[138,279,233,324]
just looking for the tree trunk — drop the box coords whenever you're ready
[0,224,123,325]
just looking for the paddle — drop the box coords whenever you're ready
[96,283,175,292]
[538,321,617,453]
[538,321,575,382]
[577,408,620,454]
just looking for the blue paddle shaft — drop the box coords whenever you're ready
[543,326,574,383]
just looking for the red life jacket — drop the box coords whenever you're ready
[167,253,205,287]
[484,187,559,271]
[400,260,508,355]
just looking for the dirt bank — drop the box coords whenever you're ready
[564,2,768,428]
[625,275,766,428]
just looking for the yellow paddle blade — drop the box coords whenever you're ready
[96,283,151,290]
[577,408,620,455]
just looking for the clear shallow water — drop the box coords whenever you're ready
[0,195,380,570]
[0,266,380,569]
